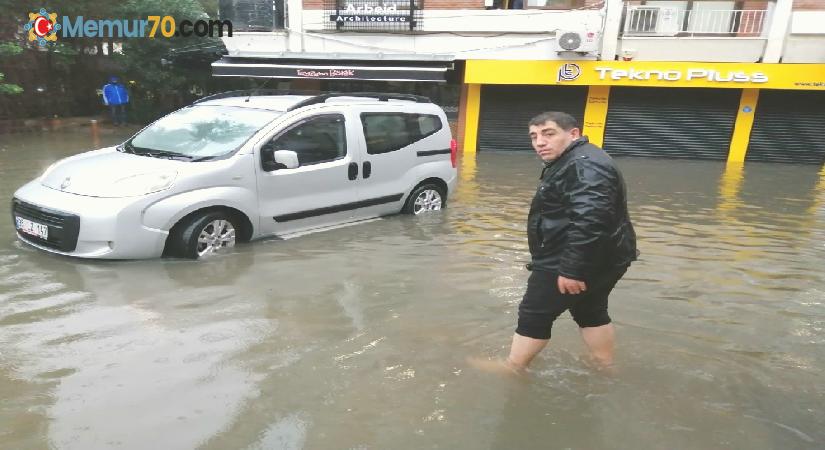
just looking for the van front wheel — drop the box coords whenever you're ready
[168,211,237,259]
[403,184,445,215]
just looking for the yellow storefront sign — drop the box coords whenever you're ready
[466,60,825,91]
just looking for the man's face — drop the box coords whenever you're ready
[528,120,581,162]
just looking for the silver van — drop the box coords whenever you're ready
[12,92,457,259]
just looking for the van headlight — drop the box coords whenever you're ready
[108,171,177,197]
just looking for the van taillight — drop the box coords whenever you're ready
[450,139,457,168]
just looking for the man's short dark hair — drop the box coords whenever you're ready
[528,112,579,131]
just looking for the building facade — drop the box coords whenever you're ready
[216,0,825,164]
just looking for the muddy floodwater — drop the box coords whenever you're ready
[1,128,824,449]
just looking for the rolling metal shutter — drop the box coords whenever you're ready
[478,85,588,152]
[746,90,825,165]
[603,87,740,160]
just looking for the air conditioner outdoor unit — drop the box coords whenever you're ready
[554,30,600,54]
[626,6,681,36]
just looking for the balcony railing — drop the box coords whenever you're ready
[623,6,768,37]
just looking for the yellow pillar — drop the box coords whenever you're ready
[718,162,744,215]
[806,164,825,216]
[583,85,610,148]
[728,89,760,163]
[462,84,481,156]
[455,151,479,205]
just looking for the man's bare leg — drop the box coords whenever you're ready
[467,333,548,375]
[579,323,615,369]
[506,333,549,370]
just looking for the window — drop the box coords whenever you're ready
[219,0,285,31]
[266,115,346,166]
[361,113,442,155]
[131,105,280,159]
[415,115,440,136]
[525,0,580,9]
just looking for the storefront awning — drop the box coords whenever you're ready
[212,57,453,82]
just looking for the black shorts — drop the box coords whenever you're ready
[516,266,628,340]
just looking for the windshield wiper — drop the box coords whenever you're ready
[191,155,220,162]
[148,151,194,160]
[121,142,197,161]
[132,148,194,160]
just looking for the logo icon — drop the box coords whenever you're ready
[25,8,61,47]
[60,177,71,190]
[557,63,581,82]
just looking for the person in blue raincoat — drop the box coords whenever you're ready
[102,76,130,126]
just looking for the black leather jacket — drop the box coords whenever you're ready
[527,137,638,279]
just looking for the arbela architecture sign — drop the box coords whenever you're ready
[330,4,408,23]
[324,1,422,30]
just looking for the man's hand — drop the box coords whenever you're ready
[558,275,587,295]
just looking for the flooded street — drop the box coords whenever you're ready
[1,128,824,449]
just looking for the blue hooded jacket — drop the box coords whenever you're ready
[102,82,129,106]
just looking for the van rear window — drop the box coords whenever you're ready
[361,113,442,155]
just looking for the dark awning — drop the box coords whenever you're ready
[211,56,453,82]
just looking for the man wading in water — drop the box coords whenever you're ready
[472,112,638,374]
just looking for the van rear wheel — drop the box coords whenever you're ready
[168,211,237,259]
[403,184,445,215]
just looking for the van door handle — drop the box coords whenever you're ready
[348,162,358,180]
[363,161,372,179]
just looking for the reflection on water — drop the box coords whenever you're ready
[1,130,824,449]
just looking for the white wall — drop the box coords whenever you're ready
[222,31,602,60]
[618,37,766,62]
[783,36,825,62]
[219,8,825,63]
[220,8,605,60]
[222,32,290,55]
[791,11,825,35]
[782,11,825,62]
[304,9,604,33]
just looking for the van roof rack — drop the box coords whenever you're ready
[194,90,433,109]
[287,92,432,111]
[193,89,283,104]
[193,89,317,104]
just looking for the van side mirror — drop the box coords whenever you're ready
[273,150,299,169]
[262,149,299,171]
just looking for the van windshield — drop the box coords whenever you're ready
[127,105,280,159]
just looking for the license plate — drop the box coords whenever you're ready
[15,216,49,239]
